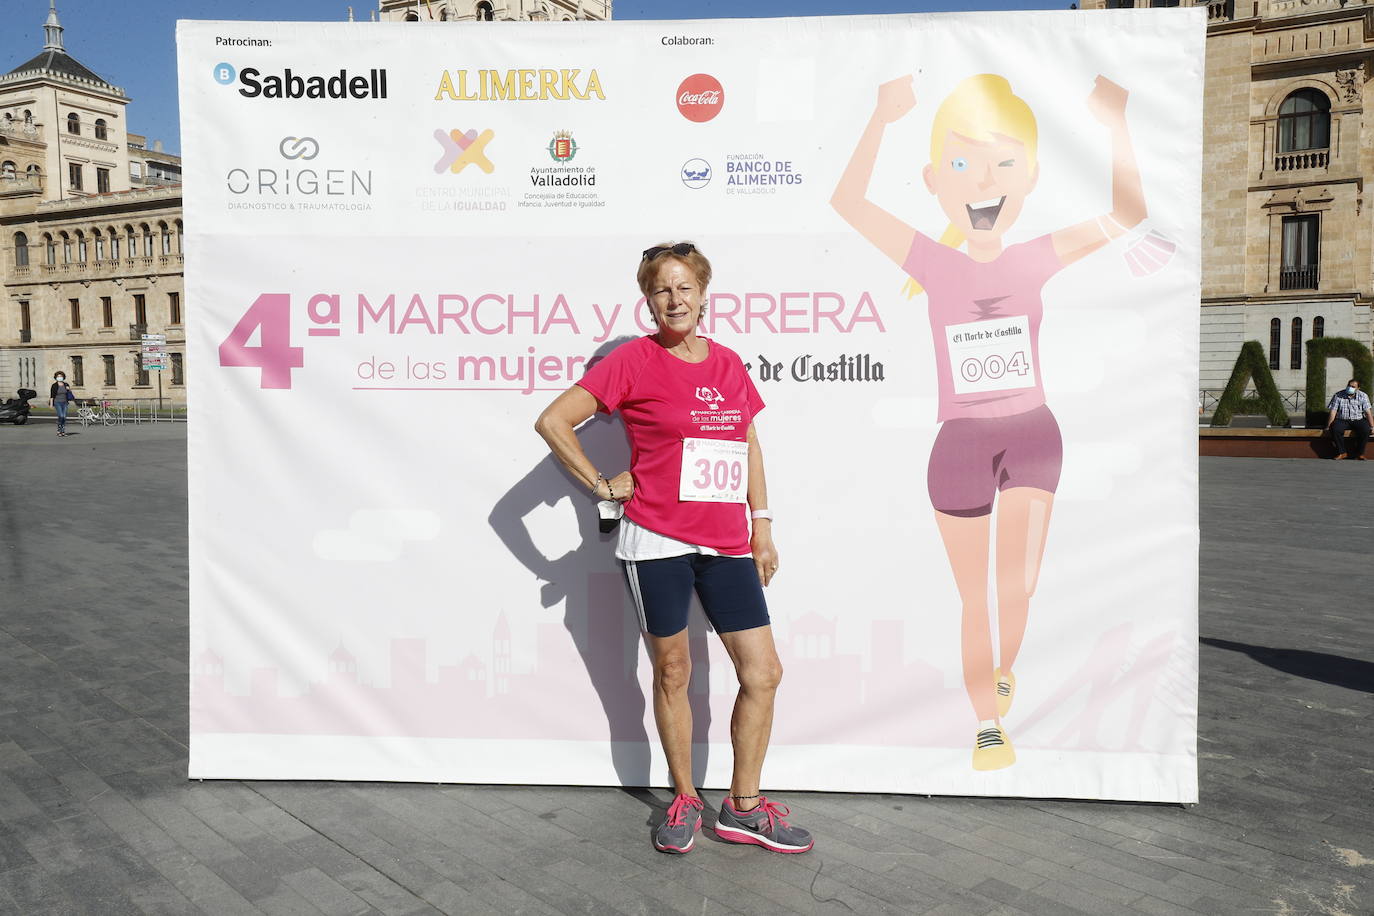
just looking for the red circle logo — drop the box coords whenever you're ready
[676,73,724,123]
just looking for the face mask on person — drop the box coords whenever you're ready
[1347,386,1358,395]
[55,376,65,383]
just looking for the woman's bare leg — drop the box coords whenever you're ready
[646,629,696,797]
[716,625,783,808]
[994,488,1055,675]
[935,511,996,722]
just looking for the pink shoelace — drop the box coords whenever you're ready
[738,796,791,832]
[665,794,704,827]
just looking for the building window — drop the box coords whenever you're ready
[94,118,107,140]
[101,296,113,327]
[141,225,152,256]
[1150,0,1179,5]
[126,227,137,256]
[102,354,115,386]
[109,231,119,259]
[477,1,495,19]
[133,294,147,328]
[13,231,27,267]
[1280,214,1320,290]
[134,354,149,387]
[71,356,84,387]
[1314,316,1325,338]
[44,235,55,266]
[130,162,142,179]
[1106,0,1134,7]
[96,167,110,193]
[68,162,82,190]
[19,300,31,341]
[1291,317,1303,370]
[160,223,171,255]
[1269,318,1281,370]
[26,164,39,182]
[76,232,86,262]
[67,112,79,135]
[61,233,71,264]
[168,291,181,325]
[1278,89,1331,153]
[69,298,81,329]
[171,352,184,386]
[1,160,14,180]
[94,230,104,260]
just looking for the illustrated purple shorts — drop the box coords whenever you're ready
[927,404,1063,518]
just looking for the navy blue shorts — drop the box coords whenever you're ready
[622,554,771,638]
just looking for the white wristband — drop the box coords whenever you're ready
[750,509,774,521]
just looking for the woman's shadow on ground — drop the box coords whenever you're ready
[487,343,713,804]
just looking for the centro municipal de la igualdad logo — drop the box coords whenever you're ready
[433,128,496,174]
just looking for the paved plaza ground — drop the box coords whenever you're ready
[0,420,1370,915]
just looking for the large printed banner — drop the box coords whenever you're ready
[180,10,1203,801]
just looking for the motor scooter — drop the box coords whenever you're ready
[0,389,36,425]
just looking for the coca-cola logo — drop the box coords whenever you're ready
[676,73,724,123]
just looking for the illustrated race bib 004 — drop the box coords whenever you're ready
[679,438,749,503]
[945,315,1036,395]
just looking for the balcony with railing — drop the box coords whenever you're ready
[1205,0,1233,20]
[1279,265,1319,290]
[1274,149,1328,172]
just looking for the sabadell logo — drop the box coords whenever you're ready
[213,62,389,100]
[676,73,723,123]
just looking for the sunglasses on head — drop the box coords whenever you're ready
[641,242,696,261]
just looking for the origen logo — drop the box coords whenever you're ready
[213,62,237,85]
[278,136,320,161]
[677,73,723,123]
[434,128,495,174]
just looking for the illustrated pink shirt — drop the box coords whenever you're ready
[903,232,1065,422]
[577,335,764,555]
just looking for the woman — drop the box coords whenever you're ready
[831,73,1146,770]
[49,370,73,438]
[535,242,812,855]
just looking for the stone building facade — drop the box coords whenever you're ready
[1087,0,1374,402]
[374,0,610,22]
[0,3,185,404]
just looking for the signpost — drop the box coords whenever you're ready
[141,333,166,412]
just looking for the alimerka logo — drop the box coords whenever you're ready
[434,128,495,174]
[677,73,723,123]
[214,62,389,100]
[434,69,605,101]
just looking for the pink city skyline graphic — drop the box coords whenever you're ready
[192,573,1183,753]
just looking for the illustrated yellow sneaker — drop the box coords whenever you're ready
[972,725,1016,771]
[995,668,1016,718]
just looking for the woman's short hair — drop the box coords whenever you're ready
[637,241,713,297]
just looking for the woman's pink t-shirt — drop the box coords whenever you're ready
[903,231,1065,422]
[577,335,764,554]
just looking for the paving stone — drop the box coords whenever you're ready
[2,421,1373,916]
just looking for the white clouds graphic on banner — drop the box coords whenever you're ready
[313,510,441,563]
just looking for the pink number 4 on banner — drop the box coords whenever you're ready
[218,293,305,389]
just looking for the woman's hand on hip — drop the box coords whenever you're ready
[597,470,635,503]
[752,526,779,587]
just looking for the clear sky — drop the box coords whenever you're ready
[0,0,1069,156]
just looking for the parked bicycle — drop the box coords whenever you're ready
[77,399,117,428]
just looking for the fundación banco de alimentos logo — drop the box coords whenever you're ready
[433,128,495,174]
[681,159,711,189]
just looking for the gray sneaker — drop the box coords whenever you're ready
[654,794,704,854]
[714,796,813,853]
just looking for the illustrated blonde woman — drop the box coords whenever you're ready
[831,73,1147,770]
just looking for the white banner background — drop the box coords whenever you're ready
[181,10,1203,801]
